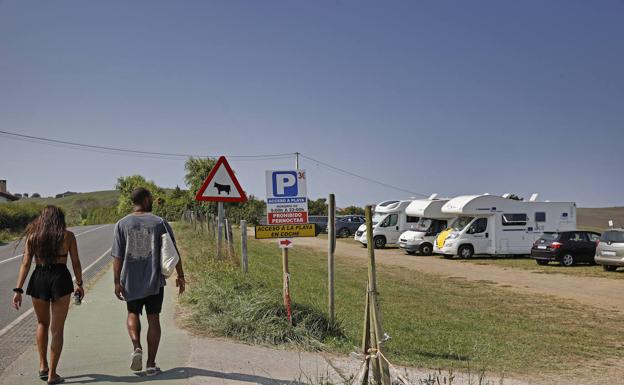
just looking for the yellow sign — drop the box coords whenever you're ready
[255,224,317,239]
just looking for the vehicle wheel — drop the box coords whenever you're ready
[338,227,351,238]
[535,260,549,266]
[373,236,386,249]
[419,243,433,256]
[560,254,575,267]
[457,245,473,259]
[603,265,617,272]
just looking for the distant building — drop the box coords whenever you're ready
[0,180,19,203]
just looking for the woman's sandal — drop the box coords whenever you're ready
[47,374,64,384]
[38,369,49,380]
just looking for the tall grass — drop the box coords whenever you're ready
[177,221,346,350]
[175,221,624,377]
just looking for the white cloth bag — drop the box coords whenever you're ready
[161,221,180,278]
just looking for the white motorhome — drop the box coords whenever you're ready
[398,196,455,255]
[434,194,576,258]
[354,200,418,248]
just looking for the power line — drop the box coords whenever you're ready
[0,130,293,160]
[0,129,428,196]
[300,154,429,197]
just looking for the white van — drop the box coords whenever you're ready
[398,197,455,255]
[434,194,576,258]
[354,200,418,248]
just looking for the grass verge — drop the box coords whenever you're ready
[175,222,624,376]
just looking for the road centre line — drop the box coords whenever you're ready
[0,224,110,265]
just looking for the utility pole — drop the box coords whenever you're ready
[295,152,300,170]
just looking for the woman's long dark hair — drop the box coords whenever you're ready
[25,205,66,262]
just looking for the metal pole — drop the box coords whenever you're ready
[217,202,224,258]
[240,220,248,273]
[295,152,300,170]
[328,193,336,324]
[282,247,292,325]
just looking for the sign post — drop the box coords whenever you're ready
[266,169,309,325]
[195,156,247,258]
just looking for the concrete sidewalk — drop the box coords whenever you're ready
[1,267,343,385]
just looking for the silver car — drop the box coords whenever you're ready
[594,229,624,271]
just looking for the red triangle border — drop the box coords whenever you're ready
[195,156,248,203]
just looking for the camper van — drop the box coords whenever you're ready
[398,196,455,255]
[433,194,576,258]
[354,200,418,248]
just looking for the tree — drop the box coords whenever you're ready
[31,193,41,198]
[308,198,328,216]
[184,157,217,196]
[339,205,365,216]
[184,157,218,215]
[507,194,523,201]
[115,175,165,216]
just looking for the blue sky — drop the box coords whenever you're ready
[0,1,622,207]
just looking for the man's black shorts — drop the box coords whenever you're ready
[126,288,164,315]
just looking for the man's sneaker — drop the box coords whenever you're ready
[130,348,143,372]
[146,366,161,376]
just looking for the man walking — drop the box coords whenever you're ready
[111,187,185,375]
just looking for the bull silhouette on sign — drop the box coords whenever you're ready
[214,182,231,195]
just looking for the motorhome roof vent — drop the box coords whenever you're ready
[529,193,539,202]
[428,193,438,200]
[483,193,490,196]
[502,193,511,198]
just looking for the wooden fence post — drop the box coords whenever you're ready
[361,205,391,385]
[328,193,336,324]
[240,220,248,273]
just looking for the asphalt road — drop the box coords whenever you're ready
[0,224,115,331]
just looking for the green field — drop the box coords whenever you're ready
[0,190,121,243]
[175,222,624,377]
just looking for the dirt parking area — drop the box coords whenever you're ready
[296,236,624,313]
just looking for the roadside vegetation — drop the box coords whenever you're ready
[175,221,624,376]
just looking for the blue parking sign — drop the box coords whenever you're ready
[272,171,298,197]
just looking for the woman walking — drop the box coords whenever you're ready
[12,205,84,385]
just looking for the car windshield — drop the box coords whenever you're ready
[448,216,474,231]
[413,218,432,232]
[601,231,624,243]
[372,213,385,225]
[539,232,559,242]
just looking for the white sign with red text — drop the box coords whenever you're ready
[265,170,308,225]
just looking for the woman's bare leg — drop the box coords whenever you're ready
[48,294,70,381]
[31,297,51,373]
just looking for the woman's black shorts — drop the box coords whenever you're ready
[26,264,74,302]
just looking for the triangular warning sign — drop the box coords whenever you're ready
[195,156,248,203]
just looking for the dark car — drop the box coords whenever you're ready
[334,215,365,237]
[530,231,601,266]
[308,215,328,235]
